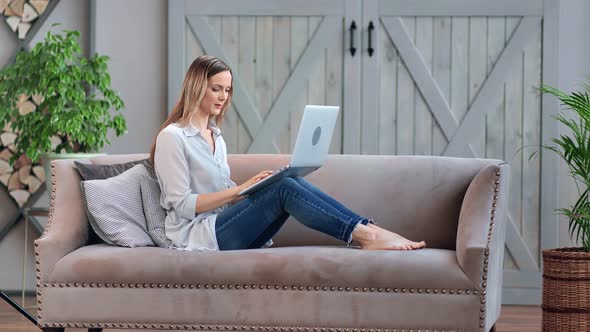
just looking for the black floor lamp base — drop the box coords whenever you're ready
[0,290,37,326]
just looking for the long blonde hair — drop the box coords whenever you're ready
[150,55,233,164]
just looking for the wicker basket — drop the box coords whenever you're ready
[543,248,590,331]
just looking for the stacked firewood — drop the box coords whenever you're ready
[0,93,53,207]
[0,0,50,40]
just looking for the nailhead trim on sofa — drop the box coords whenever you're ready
[39,282,479,295]
[34,162,500,332]
[477,168,501,331]
[37,322,474,332]
[33,162,58,321]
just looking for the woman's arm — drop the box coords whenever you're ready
[155,129,200,220]
[196,170,274,213]
[195,186,240,213]
[196,169,274,212]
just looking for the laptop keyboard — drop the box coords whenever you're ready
[239,165,293,195]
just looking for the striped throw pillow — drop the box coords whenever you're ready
[139,175,172,248]
[81,164,155,247]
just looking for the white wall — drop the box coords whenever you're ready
[93,0,167,155]
[0,15,18,67]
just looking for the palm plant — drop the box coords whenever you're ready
[537,78,590,251]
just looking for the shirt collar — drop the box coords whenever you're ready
[180,119,221,137]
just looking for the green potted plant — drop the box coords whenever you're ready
[538,78,590,331]
[0,27,126,194]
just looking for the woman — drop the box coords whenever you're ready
[150,55,426,252]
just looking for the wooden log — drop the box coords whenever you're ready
[50,135,61,151]
[13,154,31,169]
[8,172,23,190]
[0,0,10,14]
[18,22,31,39]
[18,164,31,182]
[8,0,24,17]
[31,93,44,106]
[29,0,48,15]
[0,174,10,187]
[32,165,44,182]
[4,4,16,16]
[16,94,26,108]
[21,3,38,23]
[6,16,19,32]
[0,132,16,146]
[18,100,36,115]
[26,175,41,193]
[0,149,12,161]
[18,93,28,104]
[0,159,12,174]
[10,189,30,207]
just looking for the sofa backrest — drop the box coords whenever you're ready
[227,154,501,250]
[82,153,501,250]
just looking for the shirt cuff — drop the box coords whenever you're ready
[180,193,198,220]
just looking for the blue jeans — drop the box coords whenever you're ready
[215,177,371,251]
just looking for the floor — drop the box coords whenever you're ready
[0,296,541,331]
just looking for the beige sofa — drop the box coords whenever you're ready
[35,154,509,332]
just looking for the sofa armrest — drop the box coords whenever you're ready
[456,162,509,286]
[456,162,510,328]
[34,159,89,285]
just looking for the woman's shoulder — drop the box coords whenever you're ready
[158,123,184,139]
[156,123,186,149]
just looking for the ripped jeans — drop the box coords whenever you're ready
[215,176,372,251]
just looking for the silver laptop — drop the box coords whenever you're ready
[239,105,340,196]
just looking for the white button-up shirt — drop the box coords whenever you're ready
[154,120,235,251]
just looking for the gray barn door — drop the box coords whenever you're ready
[169,0,356,155]
[361,0,554,304]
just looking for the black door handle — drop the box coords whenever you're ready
[367,21,374,57]
[349,21,357,56]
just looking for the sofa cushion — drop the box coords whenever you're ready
[139,175,172,248]
[74,158,156,180]
[81,165,155,248]
[47,245,476,291]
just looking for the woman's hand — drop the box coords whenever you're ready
[193,171,273,213]
[236,170,274,195]
[229,195,246,205]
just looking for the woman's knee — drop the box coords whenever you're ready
[276,177,299,189]
[292,176,306,185]
[268,178,301,206]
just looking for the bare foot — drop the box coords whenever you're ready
[352,224,426,250]
[370,224,427,250]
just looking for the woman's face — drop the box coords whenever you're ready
[198,70,232,117]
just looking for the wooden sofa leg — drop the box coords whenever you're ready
[88,328,103,332]
[489,324,496,332]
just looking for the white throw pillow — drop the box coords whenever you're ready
[81,164,155,247]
